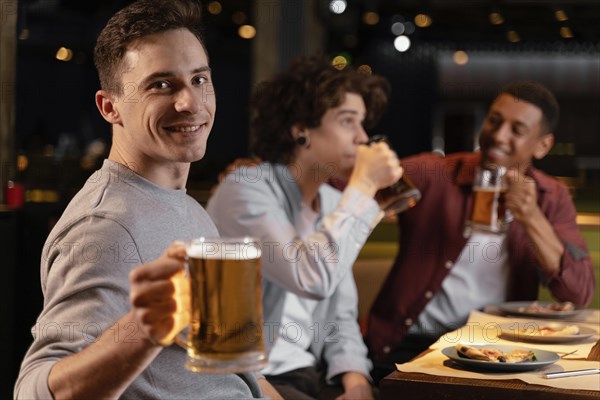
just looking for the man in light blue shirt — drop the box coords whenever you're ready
[208,56,401,399]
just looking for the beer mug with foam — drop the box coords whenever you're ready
[176,237,266,373]
[465,166,513,235]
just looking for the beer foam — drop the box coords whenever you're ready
[187,241,261,260]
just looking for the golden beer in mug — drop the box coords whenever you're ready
[471,187,508,228]
[466,166,512,235]
[182,237,266,373]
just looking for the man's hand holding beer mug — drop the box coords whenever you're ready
[131,238,267,374]
[366,135,421,215]
[129,241,190,347]
[504,167,540,224]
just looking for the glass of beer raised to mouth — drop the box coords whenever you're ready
[179,237,266,373]
[367,135,421,215]
[465,166,512,235]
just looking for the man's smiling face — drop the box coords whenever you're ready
[111,28,216,166]
[479,93,549,172]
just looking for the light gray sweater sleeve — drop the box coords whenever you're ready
[207,168,383,300]
[16,159,264,399]
[15,216,141,399]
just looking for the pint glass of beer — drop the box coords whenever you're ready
[181,237,266,373]
[368,135,421,215]
[465,166,512,235]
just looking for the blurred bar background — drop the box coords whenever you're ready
[1,0,599,397]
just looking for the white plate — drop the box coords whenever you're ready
[498,321,596,343]
[498,301,582,319]
[441,345,560,372]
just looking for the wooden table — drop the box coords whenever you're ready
[380,339,600,400]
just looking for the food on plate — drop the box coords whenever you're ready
[455,344,536,363]
[518,301,575,313]
[520,324,580,337]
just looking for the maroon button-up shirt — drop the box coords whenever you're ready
[366,152,595,360]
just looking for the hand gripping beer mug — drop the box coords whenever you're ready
[176,237,267,373]
[465,166,513,235]
[367,135,421,215]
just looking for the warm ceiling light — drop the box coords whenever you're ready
[363,11,379,25]
[453,50,469,65]
[238,25,256,39]
[357,65,372,75]
[560,26,574,38]
[332,55,348,70]
[506,30,520,43]
[207,1,222,15]
[55,47,73,61]
[414,14,432,28]
[555,10,568,22]
[17,154,29,171]
[489,12,504,25]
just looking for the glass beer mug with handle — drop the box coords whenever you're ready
[367,135,421,215]
[173,237,267,374]
[464,166,513,236]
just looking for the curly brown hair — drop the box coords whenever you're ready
[93,0,205,95]
[250,56,391,164]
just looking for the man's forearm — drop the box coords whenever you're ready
[48,311,161,399]
[521,207,564,275]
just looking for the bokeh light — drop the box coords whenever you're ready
[17,154,29,171]
[329,0,347,15]
[489,12,504,25]
[55,47,73,62]
[394,35,411,52]
[357,65,372,75]
[207,1,222,15]
[453,50,469,65]
[414,14,432,28]
[560,26,574,38]
[363,12,379,25]
[507,30,520,43]
[332,55,349,70]
[391,22,405,35]
[555,10,568,22]
[238,25,256,39]
[404,21,416,35]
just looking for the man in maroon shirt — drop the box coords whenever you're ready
[366,81,595,381]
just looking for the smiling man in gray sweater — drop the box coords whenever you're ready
[14,1,278,398]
